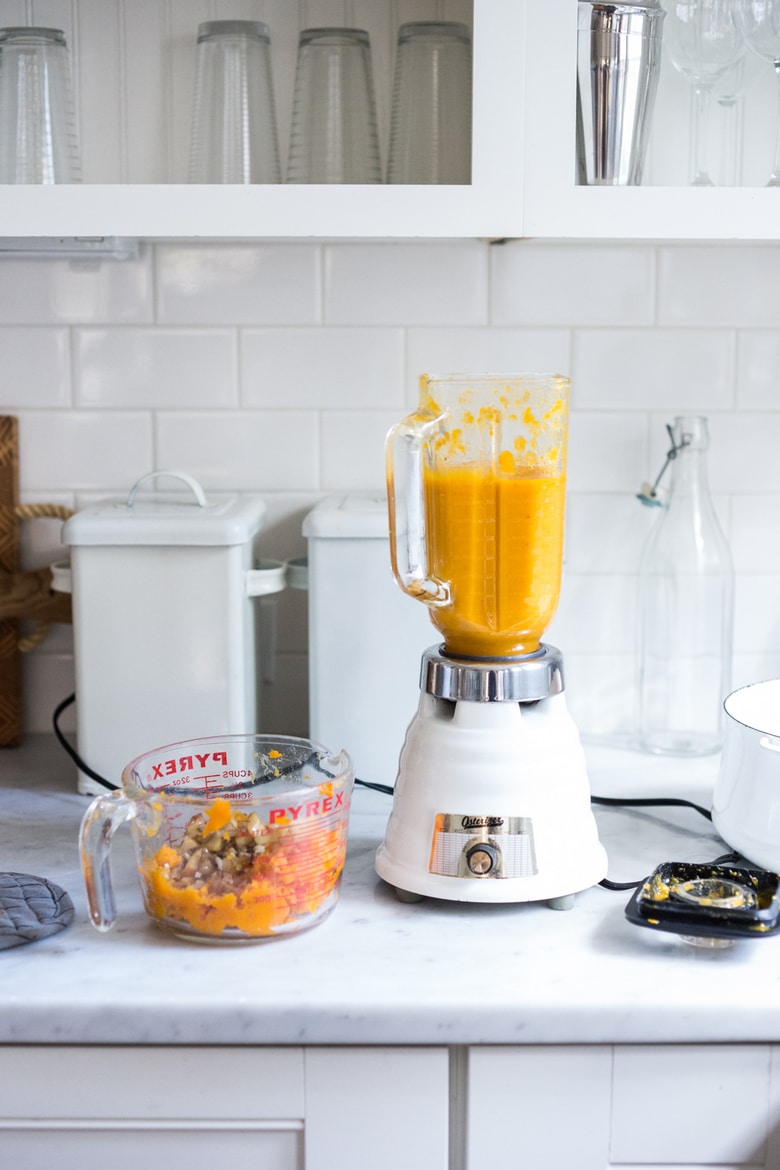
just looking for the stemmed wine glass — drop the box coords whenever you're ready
[664,0,745,186]
[714,58,745,183]
[733,0,780,184]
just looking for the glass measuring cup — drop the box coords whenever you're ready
[387,373,570,659]
[79,733,354,943]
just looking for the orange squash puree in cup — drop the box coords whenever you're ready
[140,818,347,939]
[423,461,565,658]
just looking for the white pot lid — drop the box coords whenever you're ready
[724,679,780,737]
[63,471,267,548]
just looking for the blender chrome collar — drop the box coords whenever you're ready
[420,644,564,703]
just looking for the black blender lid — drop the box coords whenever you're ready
[625,861,780,942]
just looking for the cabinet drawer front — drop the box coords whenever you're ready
[611,1044,771,1165]
[305,1047,449,1170]
[0,1046,304,1120]
[0,1125,301,1170]
[467,1045,612,1170]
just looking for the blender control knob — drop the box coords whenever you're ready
[465,842,499,876]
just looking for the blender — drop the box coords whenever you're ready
[375,373,607,907]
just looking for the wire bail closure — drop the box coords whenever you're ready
[636,422,692,507]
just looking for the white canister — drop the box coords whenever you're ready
[62,471,285,794]
[303,492,435,788]
[712,679,780,871]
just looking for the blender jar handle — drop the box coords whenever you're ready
[386,418,449,606]
[79,791,138,931]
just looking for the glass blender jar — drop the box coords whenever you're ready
[387,372,568,658]
[375,374,607,907]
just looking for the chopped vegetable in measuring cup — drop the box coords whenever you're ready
[141,798,348,938]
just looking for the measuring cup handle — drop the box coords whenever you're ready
[79,791,137,932]
[386,418,450,607]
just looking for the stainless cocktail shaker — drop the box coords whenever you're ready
[576,0,665,185]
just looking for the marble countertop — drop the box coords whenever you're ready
[1,734,778,1048]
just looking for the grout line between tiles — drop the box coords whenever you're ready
[234,326,242,407]
[316,242,326,326]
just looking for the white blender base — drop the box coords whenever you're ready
[375,691,608,905]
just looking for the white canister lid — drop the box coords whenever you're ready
[303,491,389,540]
[63,471,267,548]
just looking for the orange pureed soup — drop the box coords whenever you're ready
[423,460,566,658]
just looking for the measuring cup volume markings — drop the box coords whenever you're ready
[80,734,354,943]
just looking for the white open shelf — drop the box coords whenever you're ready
[0,0,775,241]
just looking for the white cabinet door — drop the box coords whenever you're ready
[467,1043,780,1170]
[467,1045,612,1170]
[611,1044,772,1166]
[0,1044,449,1170]
[0,1045,305,1170]
[304,1047,450,1170]
[0,1126,302,1170]
[0,1044,305,1120]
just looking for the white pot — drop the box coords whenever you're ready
[712,679,780,872]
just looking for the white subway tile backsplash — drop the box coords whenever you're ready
[320,410,400,490]
[323,241,488,325]
[730,495,780,572]
[658,244,780,326]
[405,327,571,405]
[0,252,152,324]
[573,328,735,411]
[734,574,780,653]
[18,411,153,492]
[706,413,780,493]
[564,493,656,575]
[490,242,656,327]
[567,411,649,493]
[736,330,780,408]
[548,571,636,655]
[9,239,780,740]
[241,327,404,409]
[732,653,780,691]
[155,410,319,491]
[155,244,321,325]
[0,328,71,407]
[562,652,637,738]
[74,327,237,408]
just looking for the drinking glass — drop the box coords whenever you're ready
[286,27,381,184]
[664,0,745,186]
[714,58,745,183]
[0,26,79,183]
[733,0,780,184]
[188,20,280,184]
[386,21,472,184]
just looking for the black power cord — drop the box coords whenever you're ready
[353,780,720,892]
[356,779,394,795]
[591,793,712,821]
[52,693,118,791]
[592,793,716,890]
[53,694,725,893]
